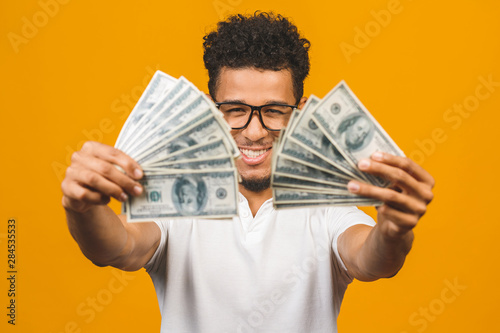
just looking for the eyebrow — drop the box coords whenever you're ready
[219,99,293,105]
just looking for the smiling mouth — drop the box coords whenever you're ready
[239,148,271,158]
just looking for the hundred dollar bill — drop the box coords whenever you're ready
[273,188,376,204]
[288,94,318,133]
[274,199,381,210]
[311,81,404,187]
[272,98,351,185]
[121,77,191,153]
[274,99,350,179]
[272,104,301,154]
[288,96,366,182]
[115,71,177,149]
[142,156,234,173]
[127,93,214,158]
[126,170,239,221]
[146,138,233,166]
[271,174,350,194]
[278,133,352,180]
[134,111,238,164]
[273,155,350,187]
[282,105,301,136]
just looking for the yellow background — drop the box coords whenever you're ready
[1,0,499,332]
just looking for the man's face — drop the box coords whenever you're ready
[345,117,370,149]
[214,67,304,191]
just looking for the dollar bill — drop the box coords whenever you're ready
[271,174,350,194]
[146,138,233,166]
[134,111,237,165]
[311,81,404,187]
[124,81,218,157]
[273,188,377,204]
[142,156,234,173]
[272,98,351,179]
[273,154,350,187]
[279,134,353,180]
[126,170,239,222]
[115,71,177,149]
[274,199,381,210]
[127,94,215,159]
[120,77,191,153]
[272,155,353,196]
[288,96,366,181]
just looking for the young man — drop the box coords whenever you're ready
[61,12,434,332]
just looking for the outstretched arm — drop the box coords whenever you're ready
[62,141,161,271]
[338,152,435,281]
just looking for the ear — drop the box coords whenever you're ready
[206,93,213,101]
[297,96,308,110]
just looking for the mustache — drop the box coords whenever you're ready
[236,138,275,147]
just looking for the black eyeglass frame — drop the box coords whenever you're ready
[215,101,298,131]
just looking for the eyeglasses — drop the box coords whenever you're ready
[215,102,297,131]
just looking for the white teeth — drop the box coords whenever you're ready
[240,148,269,158]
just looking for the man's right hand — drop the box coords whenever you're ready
[61,141,144,213]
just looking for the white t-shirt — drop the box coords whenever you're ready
[145,194,375,333]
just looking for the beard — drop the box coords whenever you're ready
[240,176,271,192]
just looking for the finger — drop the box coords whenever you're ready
[358,158,434,203]
[62,194,110,212]
[65,166,132,202]
[371,152,435,188]
[80,141,143,180]
[348,181,428,216]
[71,153,143,197]
[377,204,420,235]
[62,195,87,213]
[61,178,111,208]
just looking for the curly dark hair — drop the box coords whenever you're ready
[203,12,310,103]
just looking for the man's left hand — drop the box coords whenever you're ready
[347,151,435,239]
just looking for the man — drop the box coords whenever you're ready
[61,12,434,332]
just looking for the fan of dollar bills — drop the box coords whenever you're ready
[115,71,241,222]
[116,70,404,221]
[271,81,405,209]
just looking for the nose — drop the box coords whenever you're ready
[241,111,269,141]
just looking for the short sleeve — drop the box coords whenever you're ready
[327,206,375,273]
[144,219,169,274]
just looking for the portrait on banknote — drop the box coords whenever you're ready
[337,113,374,152]
[168,136,198,154]
[172,175,208,215]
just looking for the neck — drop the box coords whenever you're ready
[239,185,272,217]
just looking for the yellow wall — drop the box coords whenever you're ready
[1,0,499,332]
